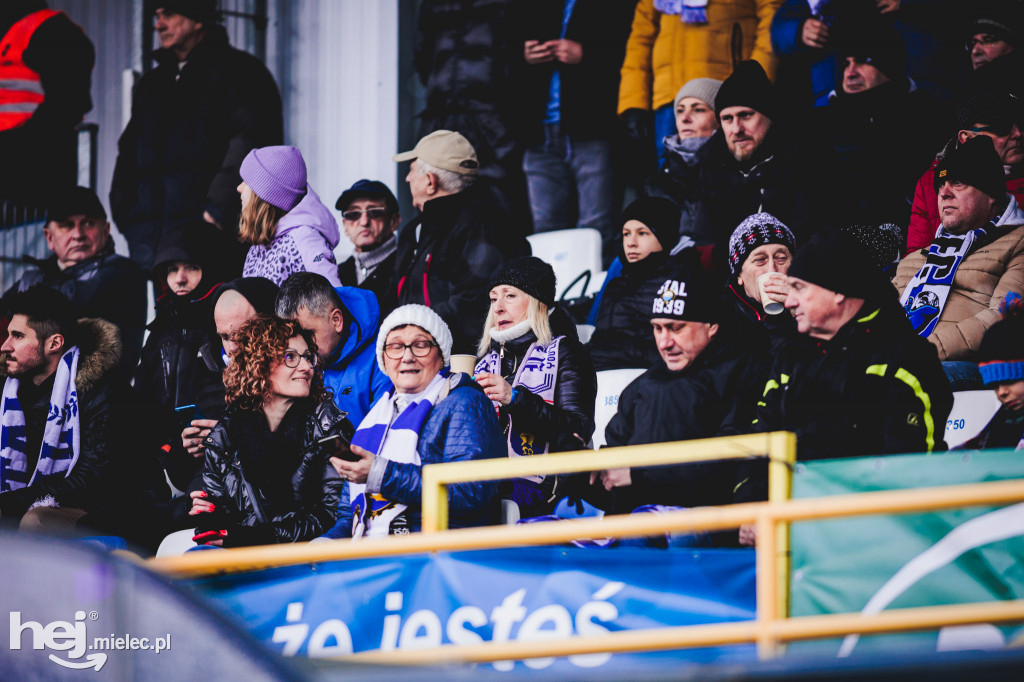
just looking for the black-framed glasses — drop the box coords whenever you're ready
[282,349,317,368]
[342,208,389,222]
[383,340,438,360]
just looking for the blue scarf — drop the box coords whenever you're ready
[1,347,81,499]
[900,222,994,337]
[348,373,447,538]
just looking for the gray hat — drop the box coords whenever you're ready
[674,78,723,111]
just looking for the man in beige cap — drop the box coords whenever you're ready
[392,130,530,353]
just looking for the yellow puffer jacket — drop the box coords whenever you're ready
[618,0,781,114]
[892,198,1024,361]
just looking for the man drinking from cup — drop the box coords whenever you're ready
[724,213,799,353]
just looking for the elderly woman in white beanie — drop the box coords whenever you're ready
[326,304,504,538]
[644,77,722,246]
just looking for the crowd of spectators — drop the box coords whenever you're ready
[1,0,1023,554]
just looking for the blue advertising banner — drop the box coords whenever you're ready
[188,546,757,671]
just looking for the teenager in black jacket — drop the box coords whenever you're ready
[588,197,701,370]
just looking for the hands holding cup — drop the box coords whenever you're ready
[756,273,789,315]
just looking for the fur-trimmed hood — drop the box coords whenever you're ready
[1,318,121,394]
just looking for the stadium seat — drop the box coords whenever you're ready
[576,324,595,344]
[527,228,602,300]
[592,368,645,449]
[944,390,1002,449]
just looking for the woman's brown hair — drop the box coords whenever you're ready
[238,193,287,246]
[223,314,326,411]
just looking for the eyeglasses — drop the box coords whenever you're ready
[342,208,389,222]
[282,349,317,368]
[383,340,438,359]
[965,34,1003,51]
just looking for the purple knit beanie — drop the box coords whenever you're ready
[240,146,307,211]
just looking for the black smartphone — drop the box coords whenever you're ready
[175,404,205,431]
[319,434,359,462]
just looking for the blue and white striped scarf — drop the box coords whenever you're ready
[476,337,561,484]
[348,372,446,538]
[900,222,993,337]
[0,347,81,496]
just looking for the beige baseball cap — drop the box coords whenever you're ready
[392,130,479,176]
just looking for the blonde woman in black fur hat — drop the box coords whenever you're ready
[474,257,597,517]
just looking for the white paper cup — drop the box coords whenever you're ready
[757,272,785,315]
[450,354,477,375]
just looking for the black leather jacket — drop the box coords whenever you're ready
[481,328,597,453]
[200,398,349,547]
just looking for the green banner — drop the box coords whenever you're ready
[789,449,1024,658]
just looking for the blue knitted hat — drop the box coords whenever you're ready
[978,293,1024,386]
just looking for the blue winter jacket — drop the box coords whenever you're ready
[323,286,393,427]
[326,373,504,538]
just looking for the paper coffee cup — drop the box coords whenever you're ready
[757,272,785,315]
[450,354,477,375]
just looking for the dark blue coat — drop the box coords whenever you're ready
[326,373,504,538]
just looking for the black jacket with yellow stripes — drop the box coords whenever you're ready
[736,295,952,502]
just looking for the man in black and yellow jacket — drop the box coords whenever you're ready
[736,230,953,515]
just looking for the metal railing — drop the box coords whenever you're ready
[146,435,1024,666]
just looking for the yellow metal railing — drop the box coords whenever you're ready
[145,437,1024,666]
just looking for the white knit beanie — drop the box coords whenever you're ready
[376,304,453,372]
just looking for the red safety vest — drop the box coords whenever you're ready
[0,8,61,131]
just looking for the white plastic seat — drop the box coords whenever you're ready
[944,389,1002,449]
[592,368,645,449]
[576,324,595,344]
[527,228,602,300]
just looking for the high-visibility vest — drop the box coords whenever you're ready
[0,8,61,131]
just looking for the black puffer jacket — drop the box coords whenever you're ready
[0,318,169,518]
[814,79,946,229]
[413,0,518,176]
[9,243,148,376]
[395,183,530,354]
[599,326,771,515]
[588,249,702,371]
[109,25,282,269]
[480,326,596,455]
[200,398,348,547]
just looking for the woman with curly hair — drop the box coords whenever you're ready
[188,314,352,547]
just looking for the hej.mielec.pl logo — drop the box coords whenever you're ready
[10,610,171,671]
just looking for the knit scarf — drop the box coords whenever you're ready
[900,222,994,337]
[352,234,398,286]
[348,372,446,538]
[475,330,562,484]
[0,347,81,496]
[655,0,707,24]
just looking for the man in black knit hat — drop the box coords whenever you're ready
[894,136,1024,363]
[734,230,952,545]
[686,60,832,266]
[907,86,1024,254]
